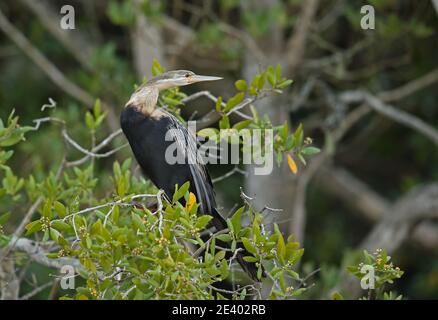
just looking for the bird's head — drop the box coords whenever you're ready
[126,70,222,115]
[146,70,222,91]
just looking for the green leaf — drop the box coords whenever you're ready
[85,112,95,130]
[332,292,344,300]
[249,105,259,123]
[152,59,165,76]
[0,212,10,225]
[162,96,183,107]
[50,228,60,242]
[277,79,293,89]
[242,256,258,263]
[293,123,303,146]
[231,240,237,252]
[117,176,126,197]
[82,258,97,273]
[132,213,146,231]
[54,201,67,218]
[257,73,266,90]
[267,66,276,86]
[232,120,252,131]
[291,288,306,297]
[285,241,300,261]
[220,259,229,279]
[216,234,232,242]
[195,215,213,229]
[275,64,282,81]
[25,220,42,236]
[197,128,219,143]
[51,220,71,232]
[42,229,49,242]
[279,271,286,292]
[241,237,257,255]
[219,115,230,129]
[301,146,320,155]
[93,99,102,117]
[215,96,223,112]
[230,206,244,235]
[235,80,247,91]
[224,92,244,113]
[42,201,52,219]
[298,153,306,166]
[279,121,288,140]
[257,265,263,280]
[215,250,226,261]
[173,181,190,202]
[277,233,286,264]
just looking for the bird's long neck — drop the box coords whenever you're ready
[125,85,159,116]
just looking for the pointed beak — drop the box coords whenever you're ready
[189,75,223,83]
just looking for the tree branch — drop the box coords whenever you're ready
[360,184,438,252]
[317,166,438,250]
[286,0,320,72]
[9,237,82,270]
[339,90,438,146]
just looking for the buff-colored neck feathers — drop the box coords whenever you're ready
[126,85,159,116]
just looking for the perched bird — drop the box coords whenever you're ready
[120,70,261,281]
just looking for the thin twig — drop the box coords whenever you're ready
[212,166,247,184]
[340,90,438,146]
[192,229,230,258]
[20,281,53,300]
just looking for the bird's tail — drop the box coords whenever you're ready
[211,208,264,282]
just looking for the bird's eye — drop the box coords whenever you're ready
[185,73,191,78]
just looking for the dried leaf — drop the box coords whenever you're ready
[287,154,298,174]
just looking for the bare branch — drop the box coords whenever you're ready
[361,184,438,252]
[340,90,438,146]
[212,166,247,184]
[10,237,82,270]
[67,129,124,167]
[31,117,126,165]
[20,281,53,300]
[379,67,438,102]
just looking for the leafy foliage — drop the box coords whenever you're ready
[0,62,316,299]
[347,249,404,300]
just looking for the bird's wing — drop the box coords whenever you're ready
[164,111,216,215]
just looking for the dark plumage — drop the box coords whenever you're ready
[120,70,261,281]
